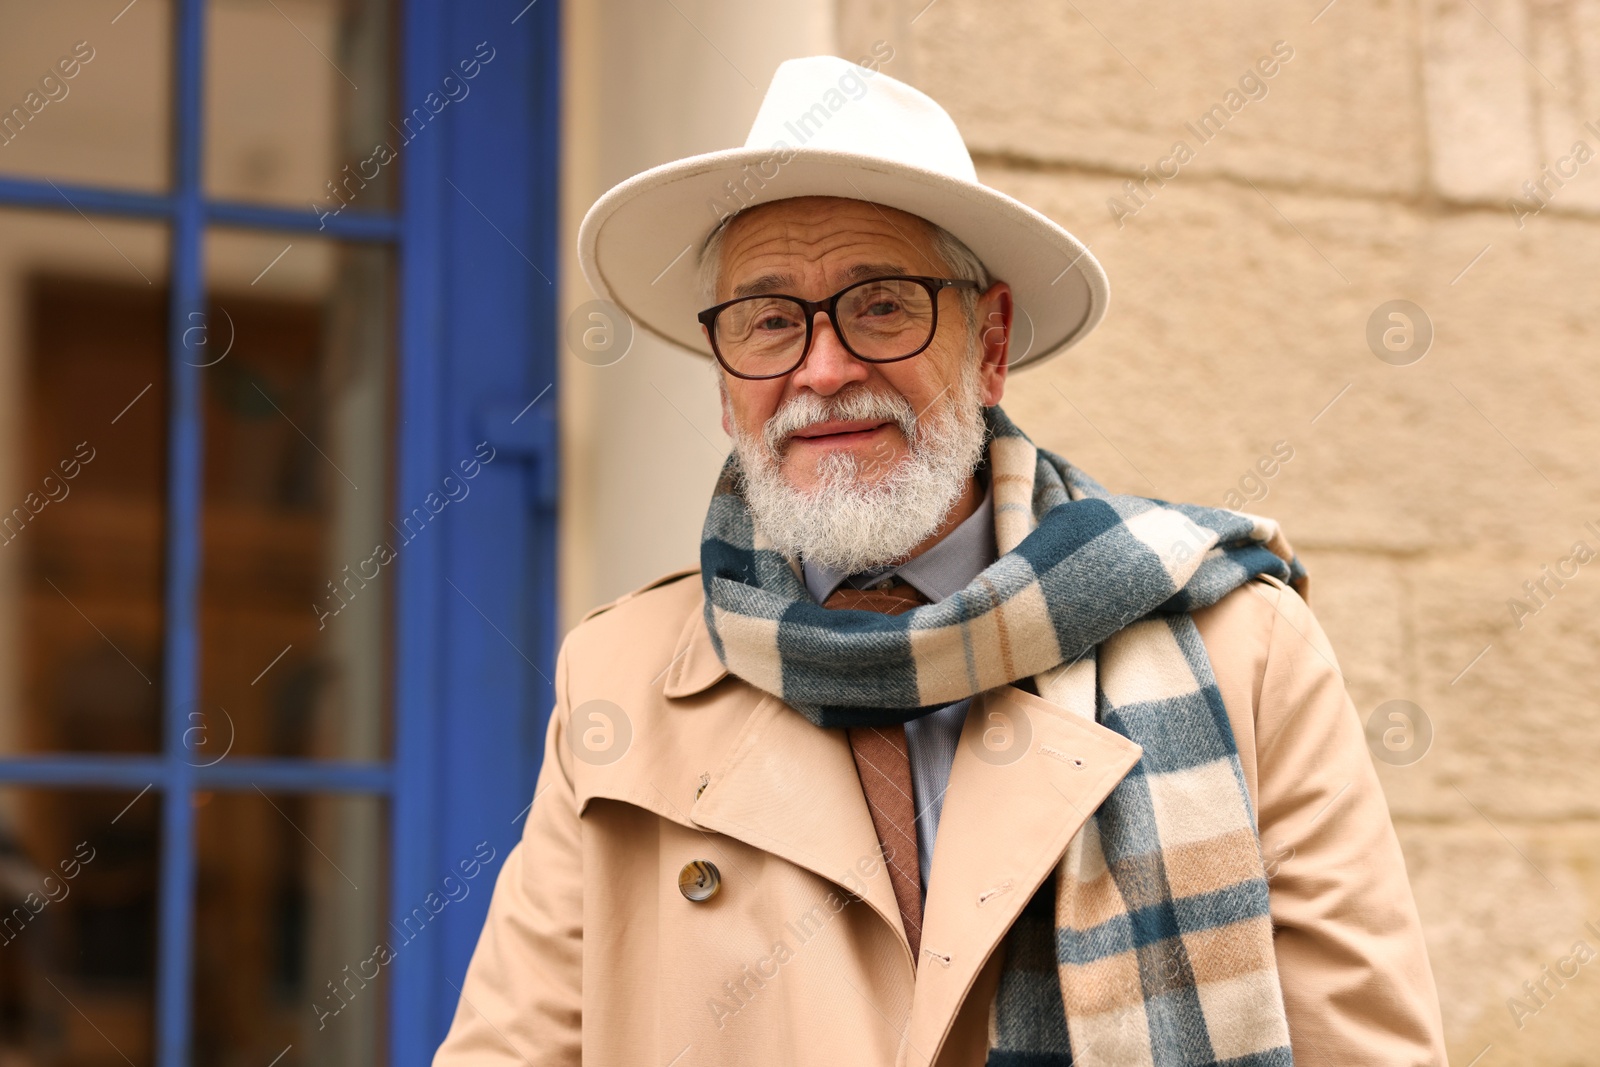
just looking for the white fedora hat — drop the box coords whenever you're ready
[576,55,1108,371]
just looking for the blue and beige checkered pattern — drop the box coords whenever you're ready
[987,613,1294,1066]
[700,406,1301,1065]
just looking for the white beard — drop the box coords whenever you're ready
[726,358,988,574]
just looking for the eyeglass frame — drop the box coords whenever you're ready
[696,274,984,381]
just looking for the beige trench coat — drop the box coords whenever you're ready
[433,569,1448,1066]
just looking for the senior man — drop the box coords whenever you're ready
[435,56,1447,1067]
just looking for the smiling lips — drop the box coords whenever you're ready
[788,419,892,447]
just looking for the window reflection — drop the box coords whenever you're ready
[0,0,172,192]
[0,787,160,1064]
[201,230,393,762]
[194,791,387,1067]
[0,213,170,756]
[204,0,398,213]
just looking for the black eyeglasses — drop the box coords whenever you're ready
[697,275,981,381]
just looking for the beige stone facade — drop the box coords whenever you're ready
[562,2,1600,1061]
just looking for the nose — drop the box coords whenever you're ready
[789,311,868,396]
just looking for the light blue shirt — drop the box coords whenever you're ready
[801,477,997,900]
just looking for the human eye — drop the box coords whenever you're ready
[857,281,908,310]
[747,298,801,332]
[846,281,914,322]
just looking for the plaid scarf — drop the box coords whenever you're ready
[700,406,1302,1065]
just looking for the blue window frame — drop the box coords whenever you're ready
[0,0,560,1063]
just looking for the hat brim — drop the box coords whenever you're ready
[577,147,1108,371]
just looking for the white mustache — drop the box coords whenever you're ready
[761,388,919,455]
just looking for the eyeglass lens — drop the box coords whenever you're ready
[712,278,936,377]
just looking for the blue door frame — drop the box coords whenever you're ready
[0,0,561,1063]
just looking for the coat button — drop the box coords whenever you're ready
[678,860,721,902]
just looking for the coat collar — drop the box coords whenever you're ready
[661,586,729,697]
[669,587,1143,1066]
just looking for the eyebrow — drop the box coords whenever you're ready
[730,262,911,299]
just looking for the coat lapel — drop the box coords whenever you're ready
[663,592,1144,1067]
[688,691,915,974]
[669,601,915,975]
[903,683,1143,1067]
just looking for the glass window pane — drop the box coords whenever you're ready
[0,208,169,756]
[194,791,387,1066]
[201,229,392,761]
[204,0,398,212]
[0,787,161,1064]
[0,0,172,192]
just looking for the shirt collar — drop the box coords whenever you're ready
[801,475,998,605]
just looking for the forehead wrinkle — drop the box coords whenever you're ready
[721,235,927,298]
[849,202,942,274]
[727,227,909,268]
[718,200,942,298]
[732,261,913,299]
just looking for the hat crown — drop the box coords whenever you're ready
[575,54,1108,371]
[743,56,978,183]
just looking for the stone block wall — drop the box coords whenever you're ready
[837,0,1600,1061]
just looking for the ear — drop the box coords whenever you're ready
[975,282,1012,406]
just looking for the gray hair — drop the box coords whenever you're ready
[696,208,992,332]
[926,223,991,331]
